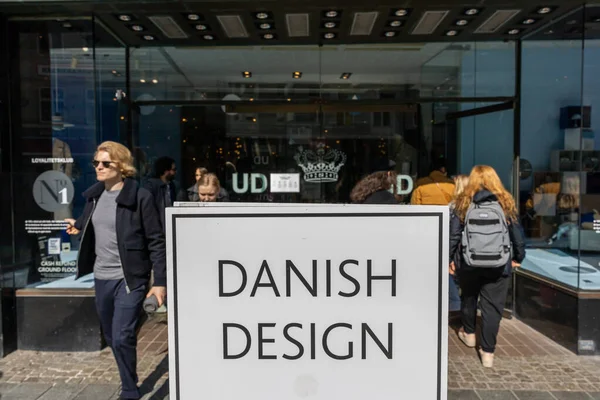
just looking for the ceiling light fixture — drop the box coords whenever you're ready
[152,79,158,84]
[340,72,352,80]
[507,28,520,35]
[203,34,214,40]
[259,23,271,29]
[195,24,208,31]
[522,18,536,24]
[293,71,302,79]
[130,24,145,32]
[464,8,480,16]
[394,9,408,17]
[62,22,72,28]
[242,71,252,78]
[323,32,336,39]
[187,14,201,21]
[455,19,469,26]
[446,30,458,36]
[325,10,339,18]
[536,7,553,14]
[324,21,336,28]
[142,35,156,41]
[118,14,133,22]
[140,79,146,83]
[389,20,402,27]
[263,33,274,39]
[82,47,89,52]
[256,12,269,20]
[384,31,396,37]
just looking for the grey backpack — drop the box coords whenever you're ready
[461,201,511,268]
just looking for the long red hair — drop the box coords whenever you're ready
[453,165,517,223]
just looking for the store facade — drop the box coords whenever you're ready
[0,0,599,357]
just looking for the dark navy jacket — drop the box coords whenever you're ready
[449,190,526,275]
[74,178,167,291]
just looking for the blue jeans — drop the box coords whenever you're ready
[95,279,146,399]
[449,273,461,312]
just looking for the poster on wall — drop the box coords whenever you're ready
[167,204,449,400]
[26,152,78,284]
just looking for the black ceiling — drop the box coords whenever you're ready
[0,0,591,46]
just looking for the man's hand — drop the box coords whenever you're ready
[449,261,456,276]
[147,286,167,307]
[511,261,521,269]
[64,219,80,235]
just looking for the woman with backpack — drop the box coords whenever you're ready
[449,165,525,368]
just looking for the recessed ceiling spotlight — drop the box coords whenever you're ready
[455,19,469,26]
[203,34,214,40]
[537,7,553,14]
[507,28,520,35]
[140,79,146,83]
[394,9,408,17]
[112,70,118,74]
[325,10,339,18]
[82,47,89,52]
[242,71,252,78]
[130,24,145,32]
[152,79,158,84]
[340,72,352,80]
[464,8,480,16]
[256,12,269,19]
[187,14,201,21]
[259,23,271,29]
[446,30,459,36]
[323,32,336,39]
[389,20,402,27]
[324,21,336,28]
[522,18,536,25]
[566,19,578,25]
[195,24,208,31]
[142,35,156,41]
[544,29,554,34]
[118,14,133,22]
[263,33,274,39]
[384,31,396,37]
[595,18,600,23]
[62,22,72,28]
[293,71,302,79]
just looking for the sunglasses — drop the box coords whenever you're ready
[92,160,115,168]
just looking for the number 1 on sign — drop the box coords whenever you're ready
[59,188,69,204]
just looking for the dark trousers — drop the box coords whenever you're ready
[459,267,509,353]
[95,279,146,399]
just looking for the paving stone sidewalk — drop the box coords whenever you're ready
[0,316,599,399]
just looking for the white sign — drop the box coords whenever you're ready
[270,173,300,193]
[167,204,448,400]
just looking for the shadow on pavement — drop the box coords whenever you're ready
[139,355,169,399]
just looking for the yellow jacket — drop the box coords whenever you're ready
[411,171,455,205]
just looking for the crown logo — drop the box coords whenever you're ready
[294,143,346,183]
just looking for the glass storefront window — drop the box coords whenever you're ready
[518,7,600,291]
[5,17,126,290]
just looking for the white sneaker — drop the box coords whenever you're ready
[479,349,494,368]
[458,328,476,348]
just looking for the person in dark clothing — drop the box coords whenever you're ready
[176,167,229,202]
[65,141,166,400]
[144,156,177,229]
[350,171,398,204]
[449,165,525,368]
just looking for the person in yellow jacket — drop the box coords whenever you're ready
[411,158,455,205]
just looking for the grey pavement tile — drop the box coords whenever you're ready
[37,384,87,400]
[587,394,600,400]
[0,383,18,395]
[550,393,593,400]
[449,389,482,400]
[512,392,556,400]
[72,384,119,400]
[477,390,518,399]
[1,383,52,400]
